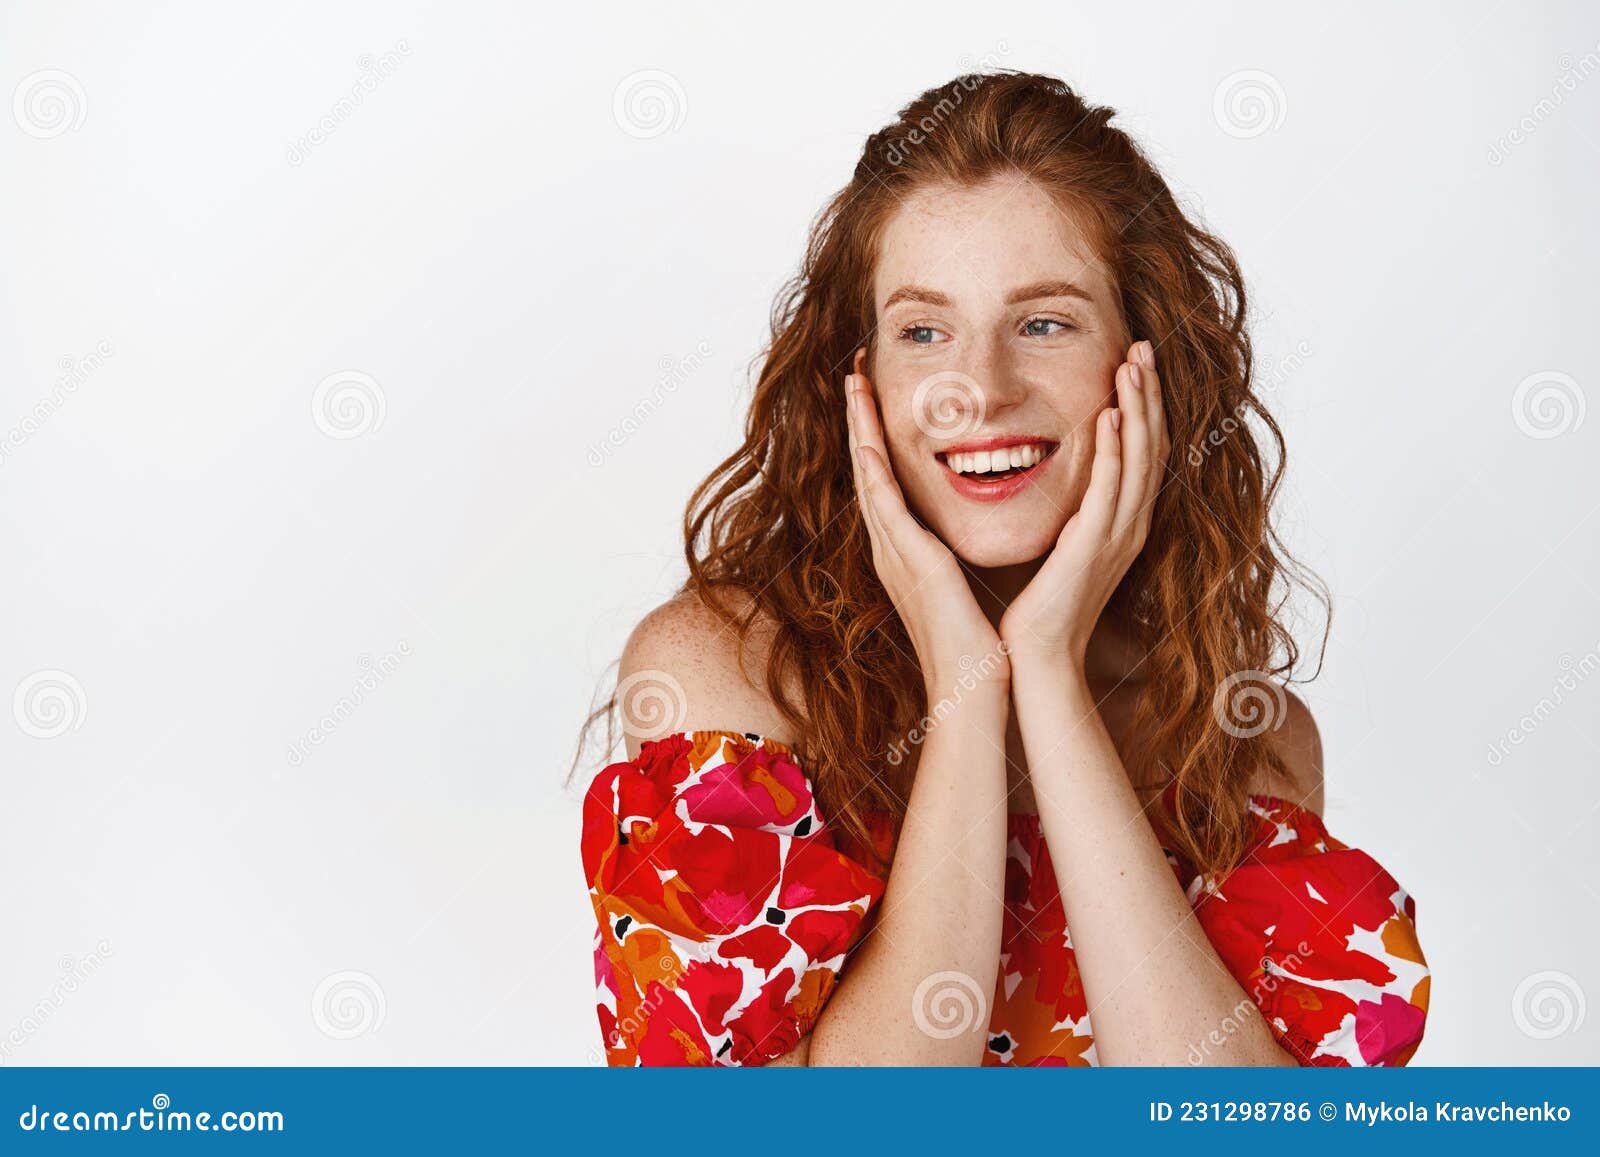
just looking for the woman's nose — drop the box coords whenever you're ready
[909,345,1029,439]
[964,340,1031,415]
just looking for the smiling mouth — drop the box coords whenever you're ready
[937,440,1058,484]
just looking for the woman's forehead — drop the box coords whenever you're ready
[872,178,1113,310]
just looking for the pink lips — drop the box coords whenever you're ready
[937,436,1058,504]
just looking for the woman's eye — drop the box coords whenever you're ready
[901,325,942,344]
[1022,318,1071,337]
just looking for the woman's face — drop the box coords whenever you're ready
[868,176,1129,569]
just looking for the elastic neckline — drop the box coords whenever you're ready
[652,729,1313,829]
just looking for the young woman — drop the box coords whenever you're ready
[578,72,1430,1067]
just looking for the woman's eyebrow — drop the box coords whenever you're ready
[881,279,1093,311]
[881,284,951,310]
[1004,279,1093,305]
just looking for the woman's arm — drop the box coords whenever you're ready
[805,359,1012,1064]
[806,670,1010,1064]
[1002,341,1296,1064]
[1010,661,1301,1065]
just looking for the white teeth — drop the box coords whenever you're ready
[945,443,1051,475]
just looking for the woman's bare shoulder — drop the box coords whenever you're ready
[618,587,799,757]
[1251,687,1325,814]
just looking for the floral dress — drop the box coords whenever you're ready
[581,729,1430,1067]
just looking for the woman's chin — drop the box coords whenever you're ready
[908,491,1068,569]
[939,523,1062,569]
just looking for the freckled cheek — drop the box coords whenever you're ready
[1067,355,1125,421]
[878,414,932,484]
[1051,354,1121,408]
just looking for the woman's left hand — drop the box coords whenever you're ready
[999,340,1170,669]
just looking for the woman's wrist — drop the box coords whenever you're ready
[922,652,1011,707]
[1002,641,1088,690]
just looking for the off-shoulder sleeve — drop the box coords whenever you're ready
[1185,798,1431,1067]
[581,730,885,1066]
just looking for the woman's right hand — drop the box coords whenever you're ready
[845,350,1008,698]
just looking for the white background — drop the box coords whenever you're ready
[3,0,1597,1066]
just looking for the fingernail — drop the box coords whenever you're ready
[1140,340,1154,365]
[1110,408,1122,431]
[1130,364,1143,389]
